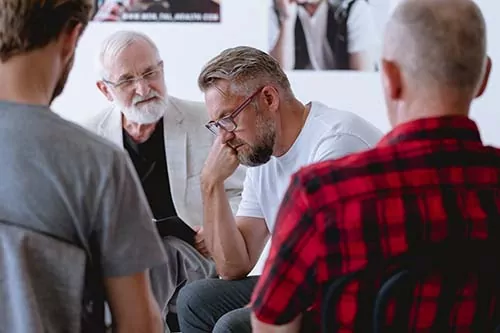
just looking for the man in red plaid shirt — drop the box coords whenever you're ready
[250,0,494,332]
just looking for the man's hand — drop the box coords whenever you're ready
[275,0,298,23]
[193,226,210,258]
[201,136,240,186]
[94,0,131,21]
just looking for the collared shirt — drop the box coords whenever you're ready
[123,118,177,220]
[251,116,500,332]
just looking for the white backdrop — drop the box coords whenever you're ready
[54,0,499,144]
[51,0,499,275]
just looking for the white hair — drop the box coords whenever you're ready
[96,30,161,80]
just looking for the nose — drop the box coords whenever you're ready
[134,78,151,97]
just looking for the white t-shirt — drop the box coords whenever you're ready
[269,0,378,70]
[236,101,383,274]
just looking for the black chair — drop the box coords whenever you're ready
[321,240,500,332]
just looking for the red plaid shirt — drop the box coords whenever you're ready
[251,116,500,332]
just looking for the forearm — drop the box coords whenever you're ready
[202,180,251,279]
[269,21,296,70]
[114,311,163,333]
[106,274,164,333]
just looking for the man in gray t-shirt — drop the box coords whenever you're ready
[0,1,167,332]
[0,101,167,277]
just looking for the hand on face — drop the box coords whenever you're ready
[94,0,127,21]
[201,135,240,185]
[275,0,298,21]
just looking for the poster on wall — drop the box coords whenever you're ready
[268,0,394,72]
[93,0,221,22]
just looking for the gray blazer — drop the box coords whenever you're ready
[80,96,245,227]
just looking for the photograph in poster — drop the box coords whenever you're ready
[268,0,393,71]
[93,0,220,22]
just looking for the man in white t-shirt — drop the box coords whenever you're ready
[269,0,377,70]
[176,46,383,332]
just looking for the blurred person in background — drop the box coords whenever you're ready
[269,0,378,70]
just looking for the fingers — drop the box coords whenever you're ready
[194,228,206,249]
[195,241,211,258]
[94,2,124,21]
[212,136,239,159]
[193,228,210,258]
[215,134,224,144]
[224,143,239,157]
[204,135,241,183]
[194,226,204,240]
[194,233,204,245]
[200,248,211,258]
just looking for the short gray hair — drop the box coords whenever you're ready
[198,46,292,97]
[384,0,487,93]
[97,30,160,80]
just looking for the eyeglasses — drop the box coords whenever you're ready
[205,87,264,136]
[103,61,164,92]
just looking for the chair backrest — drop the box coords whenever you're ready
[321,240,500,332]
[0,221,104,333]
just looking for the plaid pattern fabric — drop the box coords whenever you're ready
[251,116,500,332]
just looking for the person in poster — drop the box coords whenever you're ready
[269,0,378,71]
[94,0,220,22]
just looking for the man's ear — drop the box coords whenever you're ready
[96,81,114,101]
[59,22,83,65]
[475,55,492,98]
[262,85,280,113]
[381,59,402,100]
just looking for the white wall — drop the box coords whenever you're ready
[53,0,499,144]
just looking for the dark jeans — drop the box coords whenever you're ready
[176,276,259,333]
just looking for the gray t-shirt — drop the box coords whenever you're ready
[0,100,166,277]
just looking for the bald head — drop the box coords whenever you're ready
[383,0,487,95]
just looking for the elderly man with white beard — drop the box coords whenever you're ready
[81,30,245,332]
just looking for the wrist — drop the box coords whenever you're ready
[201,172,224,192]
[281,15,296,24]
[278,11,296,26]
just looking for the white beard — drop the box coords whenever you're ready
[115,92,167,124]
